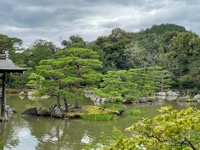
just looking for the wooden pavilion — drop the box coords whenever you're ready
[0,52,26,121]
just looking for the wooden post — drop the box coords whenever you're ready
[1,72,7,120]
[0,52,26,121]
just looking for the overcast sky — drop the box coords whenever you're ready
[0,0,200,47]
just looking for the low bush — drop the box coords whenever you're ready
[126,109,141,116]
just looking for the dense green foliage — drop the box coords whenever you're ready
[1,23,200,149]
[1,23,200,97]
[167,31,200,91]
[125,109,141,116]
[61,35,87,49]
[92,107,200,149]
[95,28,132,70]
[0,34,22,59]
[23,39,56,69]
[27,48,102,109]
[95,66,173,102]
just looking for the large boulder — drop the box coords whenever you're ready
[166,90,179,96]
[49,104,63,118]
[157,92,166,96]
[192,94,200,102]
[21,106,51,117]
[154,96,159,101]
[166,91,179,101]
[85,90,94,94]
[139,97,149,103]
[122,99,132,104]
[84,90,108,105]
[5,105,17,115]
[21,106,42,116]
[84,90,95,99]
[177,95,190,102]
[166,95,178,101]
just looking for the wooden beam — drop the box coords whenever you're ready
[1,72,7,120]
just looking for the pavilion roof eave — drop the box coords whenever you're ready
[0,69,26,73]
[0,58,27,73]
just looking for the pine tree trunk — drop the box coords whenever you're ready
[57,94,61,108]
[75,63,81,108]
[64,97,68,112]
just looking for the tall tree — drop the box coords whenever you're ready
[61,35,87,49]
[95,28,132,70]
[125,24,187,69]
[123,42,146,68]
[95,70,138,102]
[34,58,74,110]
[23,39,57,69]
[167,31,200,91]
[95,66,173,102]
[0,34,22,59]
[146,66,174,92]
[57,48,103,108]
[29,47,102,109]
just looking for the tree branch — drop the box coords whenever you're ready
[184,137,196,150]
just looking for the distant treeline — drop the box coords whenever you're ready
[1,23,200,94]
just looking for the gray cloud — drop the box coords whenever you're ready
[0,0,200,47]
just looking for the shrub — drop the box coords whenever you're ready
[97,106,200,149]
[126,109,141,116]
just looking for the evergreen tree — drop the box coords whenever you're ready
[28,48,103,109]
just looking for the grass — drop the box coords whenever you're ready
[0,139,3,149]
[82,114,117,121]
[126,109,141,116]
[103,103,124,111]
[63,105,121,119]
[82,105,120,114]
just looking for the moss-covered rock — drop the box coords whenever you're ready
[63,105,120,119]
[38,107,50,117]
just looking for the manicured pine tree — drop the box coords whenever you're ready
[56,48,103,108]
[27,48,102,110]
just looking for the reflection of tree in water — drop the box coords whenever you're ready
[23,116,124,150]
[22,117,71,150]
[32,119,87,150]
[0,115,29,149]
[0,122,19,148]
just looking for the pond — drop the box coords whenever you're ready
[1,94,200,150]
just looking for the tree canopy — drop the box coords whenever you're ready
[2,23,200,94]
[98,107,200,150]
[28,47,103,109]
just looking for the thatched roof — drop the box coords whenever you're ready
[0,54,26,73]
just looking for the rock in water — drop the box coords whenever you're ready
[49,104,63,118]
[21,107,40,116]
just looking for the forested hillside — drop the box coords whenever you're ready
[1,23,200,94]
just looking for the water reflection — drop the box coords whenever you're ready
[81,131,94,144]
[1,94,200,149]
[4,127,38,150]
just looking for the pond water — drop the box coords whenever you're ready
[1,94,200,150]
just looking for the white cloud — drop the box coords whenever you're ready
[0,25,31,33]
[0,0,200,48]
